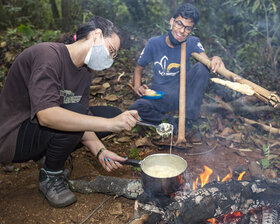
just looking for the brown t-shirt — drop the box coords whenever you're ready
[0,42,92,163]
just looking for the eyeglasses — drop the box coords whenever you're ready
[173,19,193,33]
[106,39,118,59]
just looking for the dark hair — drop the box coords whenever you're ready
[173,3,199,25]
[63,16,119,44]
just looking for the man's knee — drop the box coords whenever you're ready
[193,62,210,80]
[129,99,153,112]
[61,103,88,115]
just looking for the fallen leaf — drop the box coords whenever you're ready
[264,169,277,179]
[220,127,235,137]
[117,136,131,143]
[92,77,103,84]
[104,94,118,101]
[135,137,152,147]
[103,82,110,89]
[101,134,116,141]
[109,202,122,215]
[90,85,102,92]
[123,100,135,106]
[226,133,243,143]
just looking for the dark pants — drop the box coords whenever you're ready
[129,62,210,125]
[13,104,121,171]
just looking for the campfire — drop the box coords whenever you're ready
[133,165,280,224]
[192,165,245,224]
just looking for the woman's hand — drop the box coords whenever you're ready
[135,84,149,96]
[109,110,140,132]
[210,56,225,73]
[97,149,127,172]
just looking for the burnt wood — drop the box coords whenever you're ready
[68,176,280,224]
[165,179,280,224]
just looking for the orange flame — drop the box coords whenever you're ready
[208,218,216,224]
[193,177,199,190]
[193,166,246,224]
[238,171,246,181]
[221,167,232,182]
[200,165,213,187]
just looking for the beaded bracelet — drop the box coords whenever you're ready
[96,147,105,160]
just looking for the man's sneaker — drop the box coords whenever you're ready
[39,168,77,208]
[187,128,203,144]
[186,120,203,144]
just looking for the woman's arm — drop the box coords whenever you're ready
[37,106,140,132]
[81,131,127,172]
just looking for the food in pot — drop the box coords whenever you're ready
[145,89,157,96]
[144,165,181,178]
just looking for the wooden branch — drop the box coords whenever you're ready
[192,52,280,108]
[243,117,280,135]
[176,41,187,145]
[202,94,276,115]
[165,178,280,224]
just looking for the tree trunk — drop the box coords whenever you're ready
[61,0,71,32]
[49,0,59,20]
[122,0,145,23]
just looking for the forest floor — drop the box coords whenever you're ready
[0,51,280,224]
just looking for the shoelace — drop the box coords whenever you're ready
[45,174,67,196]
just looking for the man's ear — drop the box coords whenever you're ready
[169,18,174,29]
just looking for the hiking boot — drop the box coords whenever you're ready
[39,168,77,208]
[186,120,203,144]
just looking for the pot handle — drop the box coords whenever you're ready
[120,159,141,167]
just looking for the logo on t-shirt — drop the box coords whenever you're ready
[197,42,205,51]
[60,90,82,104]
[154,56,180,77]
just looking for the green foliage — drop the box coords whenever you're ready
[1,0,54,29]
[0,0,279,92]
[5,25,61,49]
[128,148,140,160]
[261,144,270,169]
[261,158,270,169]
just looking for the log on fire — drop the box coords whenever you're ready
[165,178,280,224]
[68,176,280,223]
[68,175,143,199]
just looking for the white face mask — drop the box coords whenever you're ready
[84,36,114,71]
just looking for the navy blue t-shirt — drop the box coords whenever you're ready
[138,34,205,87]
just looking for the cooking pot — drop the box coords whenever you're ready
[121,153,187,196]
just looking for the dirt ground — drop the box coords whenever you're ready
[0,130,268,224]
[0,58,279,224]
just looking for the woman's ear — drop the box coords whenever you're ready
[92,28,103,44]
[87,29,103,43]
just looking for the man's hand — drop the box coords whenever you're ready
[109,110,140,132]
[210,56,225,73]
[97,149,128,172]
[134,84,149,96]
